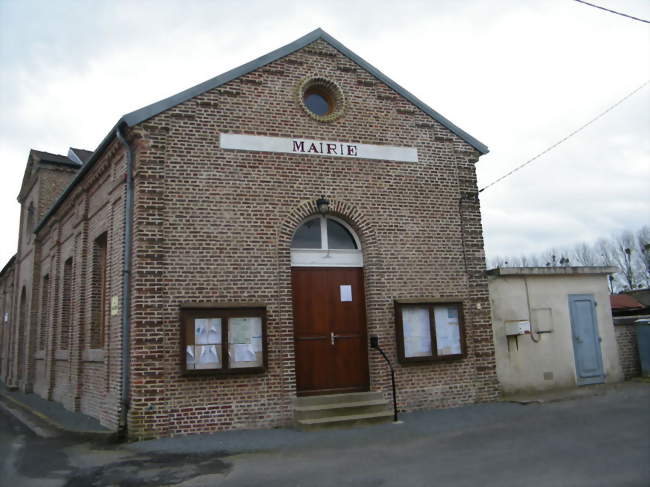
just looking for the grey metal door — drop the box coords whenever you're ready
[568,294,604,385]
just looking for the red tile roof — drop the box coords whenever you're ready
[610,294,644,310]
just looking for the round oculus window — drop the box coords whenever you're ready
[297,77,345,122]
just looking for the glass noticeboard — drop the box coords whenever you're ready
[181,307,267,375]
[228,317,263,368]
[396,302,464,363]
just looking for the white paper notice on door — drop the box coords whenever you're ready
[340,285,352,302]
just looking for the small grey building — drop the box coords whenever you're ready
[487,267,623,394]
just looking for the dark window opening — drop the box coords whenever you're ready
[39,275,49,351]
[60,258,73,351]
[303,89,331,116]
[291,219,322,249]
[327,219,358,249]
[25,203,35,241]
[91,233,108,349]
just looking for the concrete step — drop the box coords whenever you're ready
[296,410,394,431]
[293,391,384,407]
[293,391,393,430]
[294,399,390,420]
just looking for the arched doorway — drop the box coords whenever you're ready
[291,215,369,396]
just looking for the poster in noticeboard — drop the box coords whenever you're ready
[402,307,432,357]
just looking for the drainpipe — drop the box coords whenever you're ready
[116,125,134,439]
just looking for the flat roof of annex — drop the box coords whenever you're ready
[486,266,619,277]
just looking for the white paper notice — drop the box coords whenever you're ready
[233,343,256,362]
[195,318,209,344]
[434,306,461,355]
[195,345,220,368]
[251,336,263,352]
[230,318,252,344]
[340,285,352,302]
[402,307,432,357]
[207,319,221,344]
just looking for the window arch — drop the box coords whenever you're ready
[291,216,362,267]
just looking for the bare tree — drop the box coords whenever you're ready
[594,238,616,267]
[612,231,637,290]
[637,225,650,287]
[572,242,597,266]
[488,226,649,292]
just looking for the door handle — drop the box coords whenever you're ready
[330,332,354,345]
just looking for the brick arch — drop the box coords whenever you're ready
[278,198,377,256]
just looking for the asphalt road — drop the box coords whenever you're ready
[1,382,649,487]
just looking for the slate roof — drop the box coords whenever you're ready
[35,28,488,233]
[121,28,488,154]
[31,149,81,167]
[0,255,16,278]
[69,148,94,164]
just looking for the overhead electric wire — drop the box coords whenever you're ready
[478,80,650,193]
[573,0,650,24]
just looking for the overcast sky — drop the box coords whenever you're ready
[1,0,648,267]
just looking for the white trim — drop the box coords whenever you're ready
[320,216,327,249]
[220,133,418,163]
[291,249,363,267]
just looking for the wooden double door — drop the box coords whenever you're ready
[292,267,369,396]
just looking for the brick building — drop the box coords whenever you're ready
[0,29,498,439]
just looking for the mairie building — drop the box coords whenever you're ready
[0,29,498,439]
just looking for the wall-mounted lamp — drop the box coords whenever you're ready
[316,196,330,215]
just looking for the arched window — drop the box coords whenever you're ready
[291,216,362,267]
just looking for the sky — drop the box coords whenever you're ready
[0,0,648,267]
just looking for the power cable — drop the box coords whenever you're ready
[573,0,650,24]
[478,80,649,193]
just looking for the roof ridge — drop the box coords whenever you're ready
[121,28,488,154]
[35,28,488,234]
[31,149,70,159]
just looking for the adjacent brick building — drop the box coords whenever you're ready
[0,29,498,439]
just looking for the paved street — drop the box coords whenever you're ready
[1,382,649,487]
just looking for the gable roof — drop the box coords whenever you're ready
[19,149,83,202]
[36,28,487,233]
[121,28,488,154]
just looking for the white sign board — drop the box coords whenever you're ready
[340,285,352,302]
[220,133,418,163]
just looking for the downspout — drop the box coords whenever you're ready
[116,125,134,439]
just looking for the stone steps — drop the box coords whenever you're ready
[293,391,393,430]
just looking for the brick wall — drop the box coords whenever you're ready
[615,323,640,378]
[0,261,15,383]
[0,143,128,430]
[126,38,498,438]
[2,37,498,439]
[33,143,128,429]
